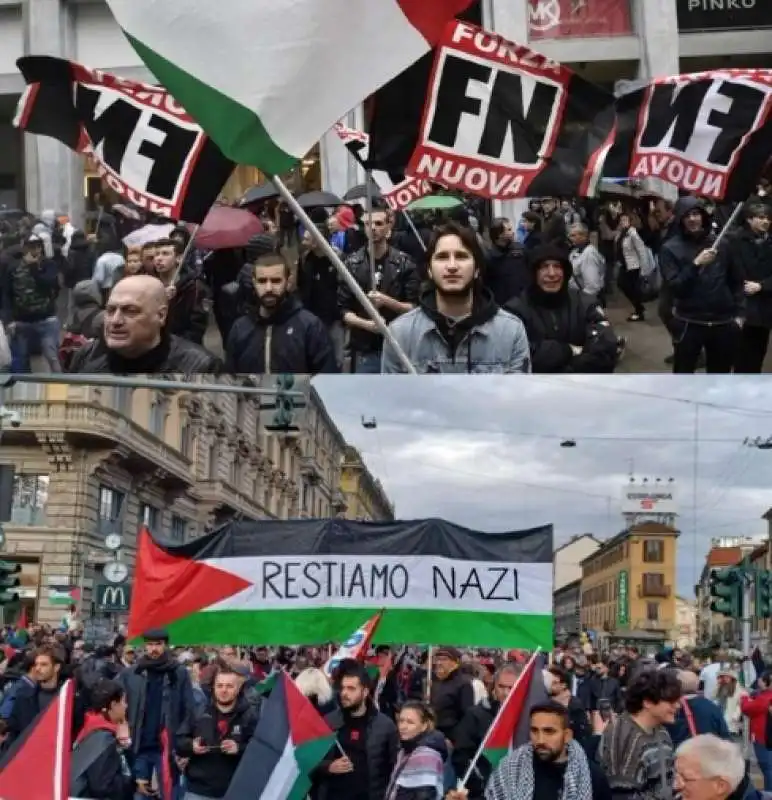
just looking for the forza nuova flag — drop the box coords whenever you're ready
[405,20,617,199]
[105,0,475,174]
[333,123,433,211]
[224,672,334,800]
[603,69,772,201]
[127,519,553,649]
[13,56,235,223]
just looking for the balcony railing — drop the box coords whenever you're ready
[638,584,671,599]
[299,455,323,485]
[3,401,194,489]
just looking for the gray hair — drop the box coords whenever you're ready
[494,663,521,683]
[677,669,699,694]
[676,735,745,791]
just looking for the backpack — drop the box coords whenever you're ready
[69,729,115,798]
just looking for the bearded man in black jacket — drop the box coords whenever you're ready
[452,664,520,800]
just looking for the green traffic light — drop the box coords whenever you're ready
[709,567,742,619]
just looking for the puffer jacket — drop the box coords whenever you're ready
[314,703,399,800]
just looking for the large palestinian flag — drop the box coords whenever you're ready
[128,519,553,649]
[224,671,334,800]
[0,679,73,800]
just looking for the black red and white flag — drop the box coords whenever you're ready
[14,56,235,223]
[604,69,772,201]
[405,20,616,199]
[333,122,433,211]
[0,679,73,800]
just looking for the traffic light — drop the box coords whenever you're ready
[0,560,21,605]
[266,374,300,433]
[757,570,772,618]
[709,567,742,618]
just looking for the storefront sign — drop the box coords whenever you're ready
[677,0,772,32]
[617,570,629,628]
[529,0,633,39]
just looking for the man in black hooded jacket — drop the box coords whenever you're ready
[505,246,618,373]
[225,251,338,373]
[659,196,744,373]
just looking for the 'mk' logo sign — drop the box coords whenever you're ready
[630,70,772,200]
[407,21,567,199]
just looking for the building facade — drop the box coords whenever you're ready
[673,596,697,650]
[554,534,601,593]
[3,0,772,218]
[554,578,582,640]
[580,522,679,643]
[339,446,394,522]
[0,378,348,625]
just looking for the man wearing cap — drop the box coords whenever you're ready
[431,646,475,788]
[0,233,61,372]
[120,629,195,800]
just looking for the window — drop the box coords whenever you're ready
[180,421,193,459]
[113,387,132,416]
[643,540,664,563]
[646,602,659,622]
[643,572,665,591]
[140,504,159,532]
[11,474,49,525]
[170,515,187,542]
[208,441,219,480]
[98,486,124,520]
[149,396,167,438]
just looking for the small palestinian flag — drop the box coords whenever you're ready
[223,672,334,800]
[483,652,546,769]
[324,610,384,678]
[0,679,73,800]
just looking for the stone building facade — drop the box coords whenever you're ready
[0,377,348,625]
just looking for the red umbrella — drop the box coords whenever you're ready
[191,205,264,250]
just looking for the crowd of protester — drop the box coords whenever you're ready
[0,614,769,800]
[0,176,770,375]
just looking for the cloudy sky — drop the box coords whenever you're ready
[313,376,772,597]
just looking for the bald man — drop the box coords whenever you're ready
[68,275,221,374]
[664,669,731,748]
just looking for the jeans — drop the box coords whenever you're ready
[10,317,61,373]
[755,742,772,792]
[134,750,184,800]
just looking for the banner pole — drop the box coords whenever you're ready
[271,175,417,374]
[458,648,542,790]
[365,171,377,288]
[402,211,427,253]
[425,646,433,703]
[712,201,746,250]
[171,224,201,285]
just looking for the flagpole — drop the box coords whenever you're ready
[425,646,433,703]
[402,211,427,253]
[458,648,543,790]
[712,201,745,250]
[365,171,377,288]
[171,224,201,285]
[271,175,417,374]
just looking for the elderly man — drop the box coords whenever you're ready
[68,275,221,373]
[665,670,730,748]
[567,223,605,304]
[673,734,750,800]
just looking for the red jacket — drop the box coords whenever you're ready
[741,689,772,745]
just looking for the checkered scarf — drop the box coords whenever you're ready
[484,741,594,800]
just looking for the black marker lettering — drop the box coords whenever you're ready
[261,561,282,599]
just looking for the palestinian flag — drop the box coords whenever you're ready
[256,671,281,696]
[223,672,334,800]
[0,679,73,800]
[324,609,384,678]
[105,0,474,173]
[483,652,548,769]
[127,519,553,649]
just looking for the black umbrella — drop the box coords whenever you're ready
[295,190,343,209]
[239,183,280,206]
[343,181,381,202]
